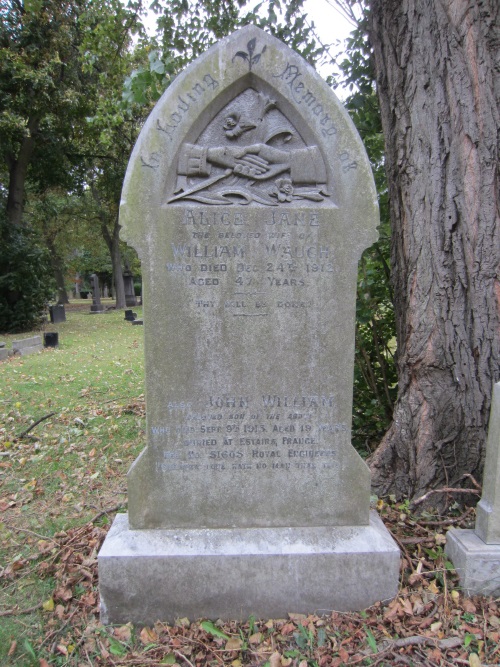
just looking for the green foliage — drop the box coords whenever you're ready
[123,0,327,107]
[0,219,55,333]
[337,6,397,453]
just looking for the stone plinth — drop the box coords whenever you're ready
[445,529,500,597]
[446,382,500,596]
[99,512,399,625]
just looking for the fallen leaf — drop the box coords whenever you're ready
[339,647,349,662]
[114,625,132,642]
[269,651,282,667]
[8,641,16,657]
[140,626,158,644]
[249,632,263,644]
[402,598,413,615]
[463,599,477,614]
[427,580,440,594]
[281,623,295,635]
[225,638,243,651]
[54,586,72,601]
[42,598,54,612]
[288,613,307,622]
[469,654,481,667]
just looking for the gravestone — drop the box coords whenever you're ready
[446,382,500,596]
[98,26,399,624]
[49,304,66,323]
[124,309,137,321]
[44,332,59,348]
[123,268,138,307]
[90,274,104,313]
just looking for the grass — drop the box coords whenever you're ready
[1,303,498,667]
[0,302,145,665]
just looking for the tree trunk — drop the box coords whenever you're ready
[6,116,39,227]
[100,215,126,310]
[367,0,500,503]
[49,244,69,304]
[91,185,126,309]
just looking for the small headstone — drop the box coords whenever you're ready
[44,332,59,348]
[124,309,137,321]
[49,304,66,323]
[123,269,138,307]
[90,274,105,313]
[131,319,143,325]
[0,341,5,348]
[75,273,81,298]
[12,335,43,357]
[446,382,500,596]
[0,348,9,362]
[98,26,399,625]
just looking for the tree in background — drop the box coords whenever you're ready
[333,11,397,453]
[365,0,500,502]
[0,0,145,320]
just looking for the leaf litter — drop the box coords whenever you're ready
[1,499,499,666]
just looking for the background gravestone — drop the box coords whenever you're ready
[123,267,138,307]
[90,274,104,313]
[98,25,399,624]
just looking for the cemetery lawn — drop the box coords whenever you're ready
[0,306,498,666]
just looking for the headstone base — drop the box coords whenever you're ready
[99,512,399,625]
[445,529,500,597]
[12,336,43,356]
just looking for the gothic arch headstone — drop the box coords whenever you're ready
[98,25,399,624]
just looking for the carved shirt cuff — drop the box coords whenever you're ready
[290,146,326,184]
[177,144,212,177]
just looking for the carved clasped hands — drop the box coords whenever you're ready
[206,144,290,181]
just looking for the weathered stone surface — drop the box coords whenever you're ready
[445,529,500,597]
[445,382,500,595]
[0,348,9,361]
[99,25,399,622]
[12,336,43,356]
[476,382,500,544]
[99,512,400,624]
[121,25,378,531]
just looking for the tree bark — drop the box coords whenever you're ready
[47,240,69,305]
[90,185,126,309]
[100,215,126,310]
[367,0,500,502]
[6,116,39,227]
